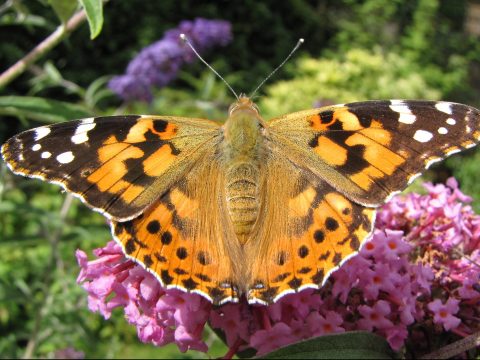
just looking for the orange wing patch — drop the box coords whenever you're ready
[308,109,407,193]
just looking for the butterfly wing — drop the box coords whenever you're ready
[245,100,480,304]
[111,147,242,305]
[268,100,480,206]
[245,151,375,304]
[2,115,220,221]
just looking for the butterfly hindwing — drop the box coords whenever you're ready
[269,100,480,206]
[245,150,375,304]
[2,115,220,221]
[111,148,242,305]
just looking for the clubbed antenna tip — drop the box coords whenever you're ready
[249,38,305,98]
[180,33,239,100]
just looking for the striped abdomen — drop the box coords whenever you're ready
[226,162,260,240]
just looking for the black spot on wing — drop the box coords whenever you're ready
[258,287,279,303]
[176,247,188,260]
[161,231,172,245]
[182,278,198,290]
[208,287,226,304]
[197,251,210,265]
[161,270,173,285]
[146,220,160,234]
[298,245,309,258]
[314,230,325,243]
[143,255,153,267]
[272,273,291,283]
[174,268,187,275]
[325,217,339,231]
[311,269,325,284]
[125,239,136,254]
[152,119,169,133]
[287,277,302,289]
[195,273,212,282]
[276,251,288,266]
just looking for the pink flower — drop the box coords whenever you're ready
[306,311,344,336]
[249,322,296,355]
[209,303,250,347]
[75,243,210,353]
[427,298,461,331]
[358,300,394,331]
[458,278,480,299]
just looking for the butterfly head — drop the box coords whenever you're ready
[228,94,260,117]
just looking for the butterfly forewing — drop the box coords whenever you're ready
[2,115,220,221]
[269,100,480,206]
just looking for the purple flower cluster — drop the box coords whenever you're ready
[108,18,232,102]
[76,178,480,357]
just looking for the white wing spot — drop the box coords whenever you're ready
[71,118,96,144]
[446,118,456,126]
[435,102,453,114]
[407,172,422,185]
[41,151,52,159]
[426,156,442,168]
[32,144,41,151]
[438,127,448,135]
[56,151,74,164]
[34,127,51,141]
[81,117,95,124]
[446,148,461,156]
[398,113,416,124]
[413,130,433,143]
[389,101,416,124]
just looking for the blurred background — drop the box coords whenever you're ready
[1,0,480,358]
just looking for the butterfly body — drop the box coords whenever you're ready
[223,97,265,240]
[3,97,480,305]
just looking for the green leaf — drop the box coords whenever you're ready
[79,0,104,39]
[0,96,90,124]
[48,0,78,24]
[258,331,397,359]
[84,75,113,108]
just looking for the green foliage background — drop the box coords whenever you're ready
[1,0,480,358]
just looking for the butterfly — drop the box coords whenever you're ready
[2,96,480,305]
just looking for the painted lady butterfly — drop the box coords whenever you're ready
[2,96,479,304]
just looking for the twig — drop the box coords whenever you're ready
[420,331,480,359]
[0,10,87,89]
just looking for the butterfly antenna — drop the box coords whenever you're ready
[180,34,239,100]
[249,38,304,98]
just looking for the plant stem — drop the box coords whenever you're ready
[420,331,480,359]
[22,194,74,358]
[0,10,87,89]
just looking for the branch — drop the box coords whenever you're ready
[420,331,480,359]
[0,10,87,89]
